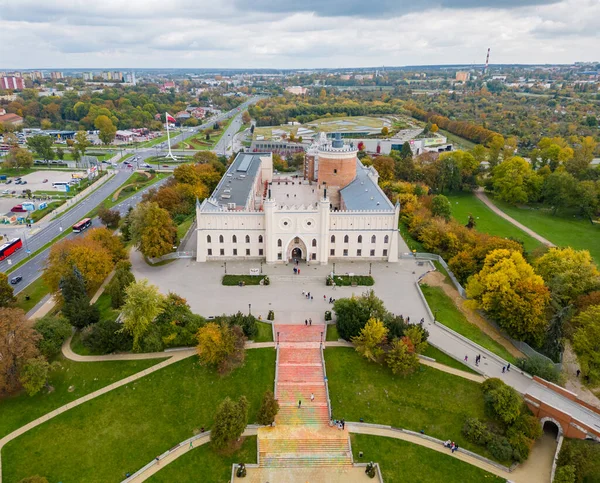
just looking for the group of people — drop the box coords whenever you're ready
[326,296,337,304]
[502,363,511,373]
[443,440,459,453]
[330,418,345,430]
[293,267,302,275]
[305,318,312,326]
[301,290,313,300]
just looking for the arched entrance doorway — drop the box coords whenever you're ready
[287,236,307,262]
[541,417,563,441]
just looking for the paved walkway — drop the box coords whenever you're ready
[475,188,556,247]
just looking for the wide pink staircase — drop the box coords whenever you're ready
[257,324,352,468]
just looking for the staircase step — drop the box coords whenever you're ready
[275,325,324,342]
[260,455,353,467]
[259,438,350,453]
[279,348,322,365]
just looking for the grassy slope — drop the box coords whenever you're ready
[446,192,541,253]
[2,350,275,483]
[147,437,257,483]
[421,345,479,375]
[491,196,600,264]
[0,356,163,439]
[255,321,273,342]
[325,347,494,459]
[421,284,518,365]
[351,434,505,483]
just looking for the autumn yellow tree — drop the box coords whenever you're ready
[121,279,164,352]
[196,322,246,374]
[352,318,388,363]
[130,202,177,259]
[466,249,550,341]
[87,227,127,264]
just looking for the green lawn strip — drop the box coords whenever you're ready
[2,350,275,483]
[101,172,169,211]
[350,434,505,483]
[254,321,273,342]
[398,222,425,252]
[222,274,267,286]
[326,324,340,341]
[325,347,496,461]
[438,129,477,150]
[176,215,194,241]
[329,275,374,286]
[147,437,257,483]
[432,260,452,285]
[0,356,163,439]
[94,291,119,322]
[446,192,541,253]
[29,201,64,222]
[421,345,479,375]
[421,284,518,365]
[490,195,600,264]
[15,276,50,312]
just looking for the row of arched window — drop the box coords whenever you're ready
[207,235,264,244]
[331,235,389,244]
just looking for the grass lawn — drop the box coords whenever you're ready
[176,215,194,241]
[325,347,494,459]
[446,192,541,254]
[399,222,424,253]
[421,345,479,375]
[222,274,268,286]
[0,356,163,439]
[439,129,477,151]
[329,275,374,286]
[254,321,273,342]
[2,350,275,483]
[421,284,518,365]
[351,434,505,483]
[147,437,257,483]
[490,195,600,264]
[94,291,119,322]
[15,277,51,313]
[326,324,340,341]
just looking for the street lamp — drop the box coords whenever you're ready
[433,310,438,324]
[248,303,252,316]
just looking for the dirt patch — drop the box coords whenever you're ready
[423,271,524,359]
[561,341,600,409]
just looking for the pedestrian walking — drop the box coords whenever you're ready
[324,295,327,301]
[332,282,336,290]
[189,441,193,449]
[309,318,312,325]
[298,268,301,274]
[577,369,581,377]
[502,366,506,373]
[311,295,313,300]
[302,290,306,297]
[341,418,345,429]
[464,355,468,362]
[305,319,308,326]
[506,363,511,372]
[310,393,315,402]
[298,400,302,409]
[307,292,310,298]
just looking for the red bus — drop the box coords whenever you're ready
[0,238,23,261]
[72,218,92,233]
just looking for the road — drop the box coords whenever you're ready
[1,97,262,294]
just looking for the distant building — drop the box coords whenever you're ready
[455,71,471,82]
[0,113,24,126]
[160,81,177,93]
[50,72,64,80]
[285,86,308,95]
[115,130,135,142]
[82,72,94,81]
[0,76,25,91]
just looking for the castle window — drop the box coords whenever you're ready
[259,235,263,243]
[358,235,363,244]
[333,169,337,174]
[370,249,375,256]
[384,235,389,244]
[383,249,388,257]
[233,248,238,256]
[259,248,264,256]
[219,235,224,243]
[343,249,348,256]
[330,249,335,256]
[371,235,376,244]
[207,235,211,243]
[245,235,250,243]
[312,239,317,247]
[220,249,225,255]
[232,235,237,244]
[207,249,212,256]
[246,249,250,256]
[277,239,282,247]
[357,249,362,256]
[277,252,282,260]
[344,235,349,243]
[331,235,335,243]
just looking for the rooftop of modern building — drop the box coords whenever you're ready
[340,160,395,211]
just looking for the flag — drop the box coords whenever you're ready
[165,112,176,123]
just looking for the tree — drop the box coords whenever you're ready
[60,266,100,329]
[381,126,389,136]
[211,396,249,450]
[257,390,279,425]
[130,202,177,259]
[352,318,388,363]
[193,151,219,165]
[19,356,51,396]
[196,322,246,374]
[430,194,452,221]
[483,379,521,424]
[0,308,41,395]
[553,465,576,483]
[121,279,164,352]
[492,157,542,204]
[7,148,34,169]
[34,315,72,358]
[94,115,117,145]
[71,147,81,163]
[333,290,387,340]
[373,156,395,182]
[27,135,55,161]
[541,171,577,214]
[534,247,600,305]
[74,130,90,158]
[106,262,135,309]
[399,141,413,160]
[56,147,64,160]
[403,324,429,353]
[386,338,419,375]
[98,206,121,229]
[174,163,200,185]
[87,227,127,263]
[466,249,550,341]
[571,305,600,383]
[0,273,16,307]
[241,111,251,124]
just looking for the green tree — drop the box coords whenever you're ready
[27,135,55,162]
[19,356,51,396]
[482,378,521,424]
[211,396,249,450]
[333,290,387,340]
[97,206,121,228]
[121,279,164,352]
[430,194,452,221]
[131,202,177,259]
[257,390,279,426]
[56,147,65,160]
[492,157,542,204]
[553,465,576,483]
[59,266,100,329]
[11,148,34,169]
[541,170,577,214]
[106,262,135,309]
[0,273,16,307]
[94,115,117,145]
[571,305,600,383]
[74,130,90,157]
[386,338,419,375]
[193,151,219,164]
[34,315,72,358]
[403,324,429,353]
[352,318,388,363]
[71,147,81,163]
[399,141,413,160]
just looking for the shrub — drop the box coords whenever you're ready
[553,465,576,483]
[516,355,560,383]
[229,311,258,338]
[483,383,522,425]
[211,396,249,450]
[333,290,386,340]
[81,319,133,354]
[511,414,542,440]
[324,311,332,321]
[34,315,72,358]
[487,435,514,462]
[507,430,532,462]
[462,418,493,446]
[257,390,279,425]
[267,310,274,321]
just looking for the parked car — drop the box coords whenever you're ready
[2,189,9,194]
[11,205,26,212]
[42,179,48,183]
[6,179,12,184]
[14,180,22,185]
[10,276,22,285]
[21,181,27,184]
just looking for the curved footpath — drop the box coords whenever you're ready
[474,188,556,247]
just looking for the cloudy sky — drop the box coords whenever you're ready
[0,0,598,69]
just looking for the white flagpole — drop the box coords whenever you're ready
[165,112,176,160]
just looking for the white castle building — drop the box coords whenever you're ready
[196,133,399,264]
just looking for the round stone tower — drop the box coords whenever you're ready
[317,133,357,189]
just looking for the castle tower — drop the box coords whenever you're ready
[317,133,357,209]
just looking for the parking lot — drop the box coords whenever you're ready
[2,170,85,194]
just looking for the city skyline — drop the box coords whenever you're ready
[0,0,598,69]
